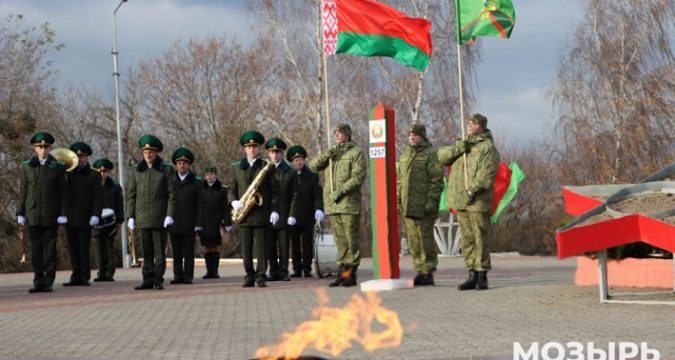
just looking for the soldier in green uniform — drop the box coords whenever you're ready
[287,145,324,278]
[126,135,177,290]
[92,158,124,282]
[201,166,232,279]
[228,130,278,288]
[17,132,69,293]
[265,138,296,282]
[310,124,366,287]
[63,142,103,287]
[438,114,499,291]
[168,147,204,285]
[397,123,443,286]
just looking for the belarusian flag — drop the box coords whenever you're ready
[322,0,433,72]
[456,0,516,44]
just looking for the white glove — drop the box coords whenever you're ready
[57,216,68,225]
[163,216,174,228]
[225,225,233,232]
[17,215,26,225]
[89,216,100,227]
[287,216,297,226]
[194,226,203,232]
[315,209,325,222]
[127,217,136,230]
[231,200,243,210]
[270,211,280,225]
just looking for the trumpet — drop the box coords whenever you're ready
[18,224,27,263]
[49,148,78,172]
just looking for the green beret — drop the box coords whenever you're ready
[239,130,264,147]
[138,134,163,152]
[92,158,114,171]
[70,141,93,156]
[408,122,427,139]
[172,147,194,164]
[287,145,307,161]
[204,165,218,174]
[265,137,287,151]
[469,113,488,129]
[30,132,54,146]
[334,123,352,138]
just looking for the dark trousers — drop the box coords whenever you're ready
[290,226,314,274]
[28,225,58,288]
[267,228,289,277]
[94,226,117,279]
[139,228,167,285]
[65,227,92,282]
[240,226,267,281]
[170,232,196,281]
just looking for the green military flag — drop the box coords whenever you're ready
[456,0,516,44]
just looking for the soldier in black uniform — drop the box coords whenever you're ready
[92,158,124,282]
[63,142,103,287]
[228,130,278,288]
[127,135,177,290]
[287,145,324,278]
[265,138,296,282]
[201,166,232,279]
[168,147,204,285]
[17,132,69,293]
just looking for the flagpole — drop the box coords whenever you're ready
[321,20,335,193]
[455,0,469,191]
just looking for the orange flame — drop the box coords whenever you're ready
[255,289,403,360]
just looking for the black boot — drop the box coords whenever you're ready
[475,271,488,290]
[202,253,213,279]
[413,272,424,286]
[457,270,477,291]
[340,265,358,287]
[418,272,435,286]
[211,253,220,279]
[328,266,345,287]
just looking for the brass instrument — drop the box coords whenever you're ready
[49,148,78,172]
[18,224,27,263]
[231,162,275,224]
[129,228,139,267]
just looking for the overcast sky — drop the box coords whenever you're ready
[1,0,582,145]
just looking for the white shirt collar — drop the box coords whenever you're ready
[178,172,189,181]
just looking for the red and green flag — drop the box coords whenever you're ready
[322,0,433,72]
[456,0,516,44]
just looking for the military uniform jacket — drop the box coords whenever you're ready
[289,166,323,227]
[66,164,104,228]
[438,130,500,212]
[228,157,277,227]
[310,141,366,215]
[169,171,204,235]
[270,161,296,230]
[126,156,177,228]
[397,141,443,219]
[17,155,69,226]
[93,177,124,236]
[202,179,231,238]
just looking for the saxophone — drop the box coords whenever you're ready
[231,161,275,224]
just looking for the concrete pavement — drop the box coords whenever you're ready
[1,254,674,360]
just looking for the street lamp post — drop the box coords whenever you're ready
[112,0,130,268]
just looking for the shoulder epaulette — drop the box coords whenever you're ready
[195,176,203,181]
[231,160,241,166]
[22,159,31,165]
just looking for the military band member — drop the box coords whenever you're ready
[310,124,366,287]
[287,145,324,278]
[397,123,443,286]
[127,135,177,290]
[265,138,296,282]
[63,142,103,287]
[201,166,232,279]
[438,114,499,291]
[17,132,69,293]
[228,130,279,288]
[168,147,204,285]
[92,158,124,282]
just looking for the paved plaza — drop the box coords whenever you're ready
[1,254,674,360]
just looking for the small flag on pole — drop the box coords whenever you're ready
[456,0,516,44]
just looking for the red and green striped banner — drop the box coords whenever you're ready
[368,102,400,279]
[322,0,433,72]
